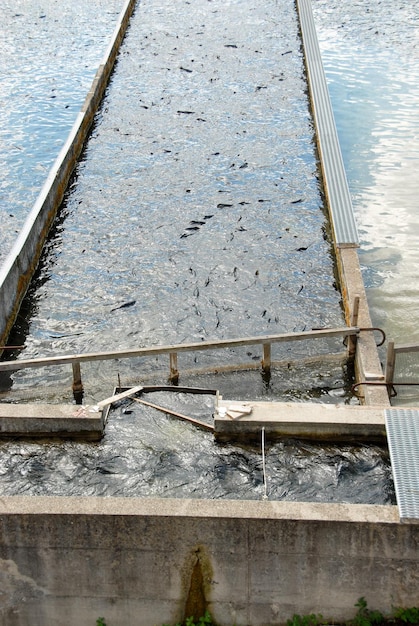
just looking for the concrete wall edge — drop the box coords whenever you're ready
[0,496,400,524]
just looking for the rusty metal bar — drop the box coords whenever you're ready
[262,343,271,374]
[385,341,396,390]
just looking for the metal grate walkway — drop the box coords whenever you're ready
[385,408,419,523]
[297,0,359,247]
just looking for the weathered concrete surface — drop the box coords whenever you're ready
[215,401,388,442]
[337,248,390,406]
[0,404,103,439]
[0,497,417,626]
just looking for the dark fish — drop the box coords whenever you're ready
[111,300,136,312]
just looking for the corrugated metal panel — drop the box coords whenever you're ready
[297,0,359,247]
[385,408,419,522]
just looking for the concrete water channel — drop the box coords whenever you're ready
[0,0,418,624]
[1,0,346,393]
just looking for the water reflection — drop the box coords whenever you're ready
[0,0,123,262]
[4,0,343,399]
[0,0,397,503]
[313,0,419,354]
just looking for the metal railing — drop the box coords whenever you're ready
[0,326,359,396]
[385,340,419,397]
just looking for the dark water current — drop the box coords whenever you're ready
[0,0,396,503]
[0,390,394,503]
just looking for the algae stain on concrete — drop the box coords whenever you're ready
[0,557,48,619]
[182,546,214,622]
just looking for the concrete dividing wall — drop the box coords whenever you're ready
[0,0,136,348]
[297,0,389,406]
[0,497,418,626]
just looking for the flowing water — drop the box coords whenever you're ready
[0,0,123,263]
[0,388,394,503]
[1,0,409,502]
[313,0,419,402]
[2,0,344,399]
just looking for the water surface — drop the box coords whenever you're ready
[313,0,419,403]
[0,0,123,262]
[4,0,344,401]
[0,0,396,504]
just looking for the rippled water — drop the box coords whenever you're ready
[0,0,123,262]
[0,0,398,503]
[0,390,394,503]
[4,0,344,400]
[313,0,419,402]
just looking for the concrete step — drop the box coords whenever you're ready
[215,400,387,442]
[0,403,104,439]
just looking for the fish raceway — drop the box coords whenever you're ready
[0,0,418,624]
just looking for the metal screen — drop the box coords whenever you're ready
[385,408,419,522]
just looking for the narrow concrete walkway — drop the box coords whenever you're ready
[215,400,387,442]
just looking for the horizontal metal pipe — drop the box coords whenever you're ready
[0,326,359,372]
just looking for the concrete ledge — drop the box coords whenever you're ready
[297,0,389,406]
[215,401,387,442]
[1,497,418,626]
[337,247,390,405]
[0,404,103,439]
[0,495,398,522]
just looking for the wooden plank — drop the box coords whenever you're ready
[262,343,271,372]
[385,341,395,386]
[96,385,144,409]
[169,352,179,384]
[72,361,83,394]
[348,295,360,357]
